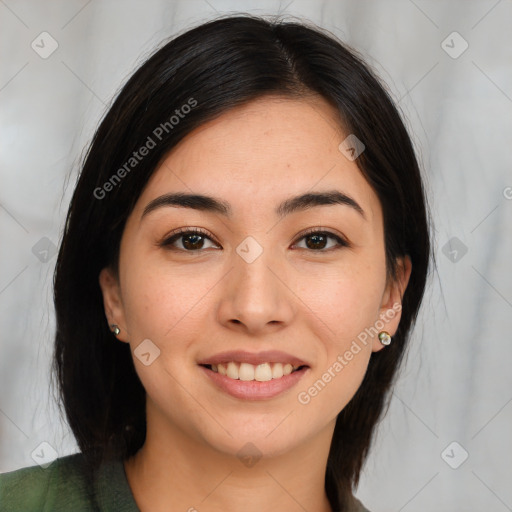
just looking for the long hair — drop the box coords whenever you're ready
[52,14,431,510]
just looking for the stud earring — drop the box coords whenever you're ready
[110,324,121,336]
[378,331,392,346]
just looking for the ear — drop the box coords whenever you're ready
[372,255,412,352]
[98,267,129,343]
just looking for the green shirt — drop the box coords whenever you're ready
[0,453,138,512]
[0,452,371,511]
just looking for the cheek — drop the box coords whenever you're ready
[297,260,385,342]
[123,269,190,337]
[296,353,369,424]
[119,265,217,405]
[295,274,379,416]
[122,265,217,341]
[292,261,384,412]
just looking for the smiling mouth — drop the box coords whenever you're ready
[200,362,308,382]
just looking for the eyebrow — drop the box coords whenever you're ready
[141,190,366,221]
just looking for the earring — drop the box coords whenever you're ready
[378,331,392,346]
[110,324,121,336]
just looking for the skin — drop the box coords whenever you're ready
[99,95,411,512]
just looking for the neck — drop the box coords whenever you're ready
[124,403,335,512]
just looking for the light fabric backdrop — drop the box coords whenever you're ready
[1,1,511,510]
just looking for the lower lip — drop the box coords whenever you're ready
[199,365,309,400]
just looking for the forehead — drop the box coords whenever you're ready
[135,95,380,224]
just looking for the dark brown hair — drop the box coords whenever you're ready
[52,13,431,510]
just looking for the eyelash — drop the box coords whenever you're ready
[159,227,350,253]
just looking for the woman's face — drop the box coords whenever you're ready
[100,95,410,460]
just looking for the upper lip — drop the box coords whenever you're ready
[197,350,309,367]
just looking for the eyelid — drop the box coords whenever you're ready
[292,227,350,249]
[159,227,219,247]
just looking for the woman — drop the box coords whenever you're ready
[0,13,431,512]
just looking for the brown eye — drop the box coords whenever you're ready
[160,229,220,252]
[160,228,348,253]
[293,230,349,251]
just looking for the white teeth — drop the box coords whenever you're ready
[239,362,255,381]
[272,363,283,379]
[209,362,303,381]
[226,361,238,379]
[254,363,272,382]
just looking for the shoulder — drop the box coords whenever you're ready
[0,452,95,511]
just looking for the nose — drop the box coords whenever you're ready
[216,246,295,335]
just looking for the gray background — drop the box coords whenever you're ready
[1,1,511,511]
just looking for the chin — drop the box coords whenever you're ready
[207,433,299,463]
